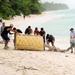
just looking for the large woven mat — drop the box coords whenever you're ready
[15,34,44,51]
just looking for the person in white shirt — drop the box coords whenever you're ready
[66,28,75,53]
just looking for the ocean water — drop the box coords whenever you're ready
[43,9,75,38]
[41,9,75,48]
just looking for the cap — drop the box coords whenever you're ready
[70,28,74,31]
[10,24,13,27]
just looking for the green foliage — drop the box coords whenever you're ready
[0,0,69,19]
[0,13,2,18]
[0,0,41,19]
[0,6,15,16]
[30,4,41,14]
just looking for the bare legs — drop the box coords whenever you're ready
[4,40,9,49]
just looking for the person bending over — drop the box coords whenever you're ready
[1,25,13,49]
[46,34,55,46]
[12,27,22,47]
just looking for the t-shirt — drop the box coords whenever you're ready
[34,30,39,35]
[39,30,45,43]
[70,31,75,42]
[46,35,55,41]
[1,26,10,35]
[25,28,30,34]
[39,31,45,37]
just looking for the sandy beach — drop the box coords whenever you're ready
[0,49,75,75]
[0,12,75,75]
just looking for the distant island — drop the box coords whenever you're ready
[41,2,69,11]
[0,0,69,19]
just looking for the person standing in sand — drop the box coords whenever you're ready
[39,28,45,50]
[1,24,13,49]
[39,28,45,43]
[66,28,75,53]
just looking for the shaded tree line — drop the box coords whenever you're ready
[41,2,69,11]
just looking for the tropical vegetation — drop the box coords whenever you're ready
[0,0,69,19]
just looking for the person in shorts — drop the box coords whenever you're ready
[66,28,75,53]
[1,24,13,49]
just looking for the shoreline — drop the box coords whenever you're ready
[3,11,62,27]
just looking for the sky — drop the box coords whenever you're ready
[40,0,75,9]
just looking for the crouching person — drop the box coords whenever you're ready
[45,34,64,52]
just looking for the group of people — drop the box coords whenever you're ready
[25,26,55,45]
[25,26,57,51]
[24,26,75,53]
[0,24,56,50]
[0,22,75,53]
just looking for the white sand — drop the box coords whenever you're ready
[0,12,75,75]
[0,49,75,75]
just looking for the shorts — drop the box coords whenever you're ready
[70,41,75,47]
[48,40,52,42]
[1,34,10,41]
[48,39,54,43]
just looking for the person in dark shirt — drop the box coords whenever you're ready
[46,34,55,46]
[39,28,45,43]
[1,25,13,49]
[25,26,32,34]
[13,27,22,33]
